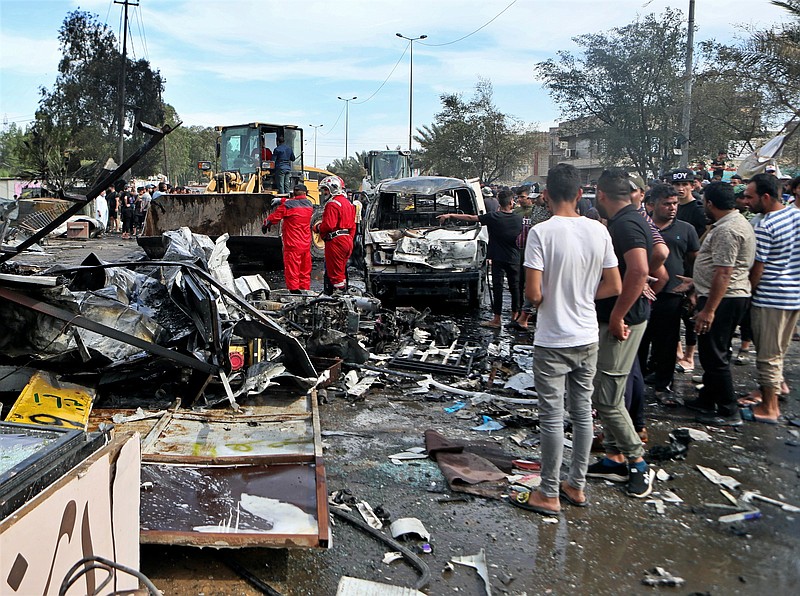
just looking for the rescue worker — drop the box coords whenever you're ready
[263,183,314,292]
[314,175,356,294]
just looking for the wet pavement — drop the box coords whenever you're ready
[6,235,800,595]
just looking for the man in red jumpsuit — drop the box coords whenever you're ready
[263,183,313,291]
[314,175,356,294]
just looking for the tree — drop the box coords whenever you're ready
[689,48,767,160]
[327,152,367,190]
[414,79,539,184]
[0,124,28,177]
[536,10,686,178]
[33,10,165,184]
[707,1,800,128]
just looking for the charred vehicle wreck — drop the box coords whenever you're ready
[360,176,488,307]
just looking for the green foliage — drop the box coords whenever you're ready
[536,10,685,178]
[0,124,28,177]
[327,151,367,190]
[34,10,165,185]
[692,43,768,158]
[414,79,538,183]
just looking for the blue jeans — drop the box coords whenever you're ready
[276,170,292,194]
[534,343,598,497]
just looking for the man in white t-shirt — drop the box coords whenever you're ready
[508,163,621,516]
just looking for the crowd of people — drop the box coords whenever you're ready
[480,162,800,515]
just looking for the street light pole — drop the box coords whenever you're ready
[309,124,323,168]
[337,96,357,159]
[679,0,695,169]
[396,33,427,152]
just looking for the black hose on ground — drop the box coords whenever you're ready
[330,507,431,591]
[220,554,284,596]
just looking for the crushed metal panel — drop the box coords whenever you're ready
[393,228,483,268]
[6,371,95,430]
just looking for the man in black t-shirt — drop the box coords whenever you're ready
[587,168,654,499]
[671,168,707,239]
[438,189,522,328]
[640,184,700,400]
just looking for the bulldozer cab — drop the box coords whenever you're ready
[361,150,412,192]
[217,123,304,193]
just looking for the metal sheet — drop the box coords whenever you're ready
[140,462,326,547]
[143,418,314,460]
[6,371,95,431]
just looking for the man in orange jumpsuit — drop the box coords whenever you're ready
[264,184,314,291]
[314,175,356,294]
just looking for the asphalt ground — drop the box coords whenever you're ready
[5,234,800,595]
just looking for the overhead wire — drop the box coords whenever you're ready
[354,42,409,105]
[419,0,517,46]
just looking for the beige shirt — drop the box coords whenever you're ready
[693,210,756,298]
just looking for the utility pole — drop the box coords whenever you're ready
[309,124,323,168]
[114,0,138,166]
[337,96,356,159]
[679,0,695,168]
[396,33,427,152]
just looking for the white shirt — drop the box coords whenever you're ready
[524,216,617,348]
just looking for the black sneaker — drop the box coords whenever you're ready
[586,459,629,482]
[695,411,743,427]
[683,398,715,414]
[627,464,654,498]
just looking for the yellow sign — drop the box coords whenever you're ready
[7,372,95,430]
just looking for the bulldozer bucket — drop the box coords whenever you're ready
[139,192,285,271]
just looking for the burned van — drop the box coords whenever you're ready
[360,176,488,306]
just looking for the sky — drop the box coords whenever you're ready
[0,0,791,169]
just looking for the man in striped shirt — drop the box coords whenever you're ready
[743,173,800,424]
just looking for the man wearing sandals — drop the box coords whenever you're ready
[742,173,800,424]
[509,164,621,515]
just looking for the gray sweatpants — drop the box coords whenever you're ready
[533,343,598,497]
[592,321,647,460]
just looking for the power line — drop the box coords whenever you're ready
[419,0,517,47]
[319,102,346,136]
[354,42,410,105]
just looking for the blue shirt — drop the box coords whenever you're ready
[752,206,800,309]
[272,143,295,172]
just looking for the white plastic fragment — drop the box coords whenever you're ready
[504,372,536,394]
[382,551,404,564]
[389,518,430,541]
[356,501,383,529]
[660,490,683,504]
[451,548,492,596]
[348,375,378,398]
[387,450,428,461]
[344,369,360,388]
[696,464,740,491]
[678,427,712,442]
[656,468,671,482]
[741,491,800,513]
[641,567,686,587]
[336,576,426,595]
[112,407,166,424]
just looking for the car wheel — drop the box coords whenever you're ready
[310,210,325,259]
